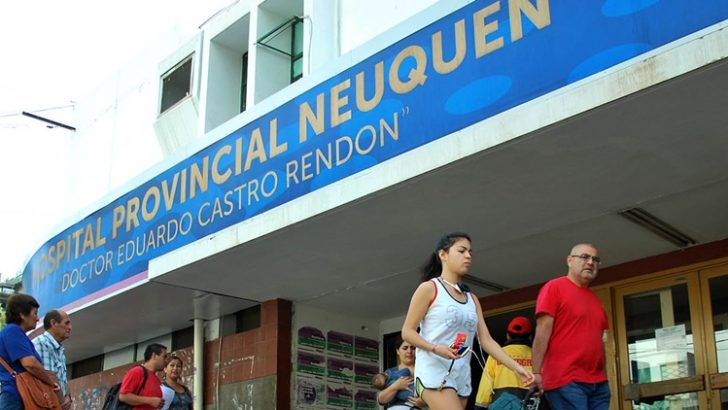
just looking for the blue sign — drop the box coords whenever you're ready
[24,0,728,314]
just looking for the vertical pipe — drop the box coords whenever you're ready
[194,318,204,410]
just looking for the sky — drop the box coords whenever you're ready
[0,0,233,280]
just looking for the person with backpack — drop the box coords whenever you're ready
[118,343,168,409]
[474,316,536,409]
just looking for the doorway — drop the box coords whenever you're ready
[614,264,728,409]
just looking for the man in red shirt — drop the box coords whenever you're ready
[532,243,610,410]
[119,343,167,409]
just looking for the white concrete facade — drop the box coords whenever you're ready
[61,0,448,221]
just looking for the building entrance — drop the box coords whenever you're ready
[614,264,728,409]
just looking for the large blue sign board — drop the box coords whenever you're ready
[24,0,728,314]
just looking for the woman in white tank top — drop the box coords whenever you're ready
[401,232,535,410]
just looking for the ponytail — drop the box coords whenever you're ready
[421,252,442,282]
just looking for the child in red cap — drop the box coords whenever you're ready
[475,316,535,409]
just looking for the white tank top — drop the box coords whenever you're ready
[415,278,478,388]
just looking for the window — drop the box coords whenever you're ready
[236,304,261,333]
[291,18,303,82]
[382,332,401,370]
[257,16,305,84]
[172,326,194,350]
[160,56,193,113]
[70,354,103,379]
[220,304,261,337]
[205,15,250,131]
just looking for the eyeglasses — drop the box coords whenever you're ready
[400,345,416,351]
[570,254,602,264]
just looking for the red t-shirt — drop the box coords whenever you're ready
[536,276,608,390]
[120,365,162,410]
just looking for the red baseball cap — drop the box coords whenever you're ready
[507,316,533,335]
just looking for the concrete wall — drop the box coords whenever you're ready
[203,299,292,408]
[103,346,135,371]
[338,0,441,54]
[204,39,246,132]
[205,375,277,410]
[67,30,192,213]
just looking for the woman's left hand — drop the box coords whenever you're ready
[408,395,426,407]
[432,344,458,360]
[516,365,536,386]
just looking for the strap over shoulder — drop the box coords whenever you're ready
[0,355,18,376]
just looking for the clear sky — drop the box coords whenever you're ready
[0,0,232,280]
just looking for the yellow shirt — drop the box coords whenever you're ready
[475,342,532,406]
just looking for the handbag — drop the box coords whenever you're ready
[0,356,61,410]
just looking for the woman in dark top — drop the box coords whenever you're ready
[377,336,426,409]
[160,355,193,410]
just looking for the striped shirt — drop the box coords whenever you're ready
[32,331,68,395]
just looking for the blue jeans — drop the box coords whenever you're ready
[0,391,24,410]
[545,381,610,410]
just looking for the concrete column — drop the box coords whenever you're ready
[303,0,339,75]
[193,318,204,410]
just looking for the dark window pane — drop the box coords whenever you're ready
[292,58,303,81]
[236,304,261,333]
[161,57,193,113]
[70,354,103,379]
[293,20,303,55]
[241,52,249,113]
[172,326,194,350]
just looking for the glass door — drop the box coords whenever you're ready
[700,265,728,409]
[614,273,709,409]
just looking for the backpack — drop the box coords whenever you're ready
[102,365,148,410]
[488,391,524,410]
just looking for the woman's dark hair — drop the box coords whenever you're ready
[5,294,40,325]
[393,334,405,350]
[392,334,408,365]
[420,232,471,282]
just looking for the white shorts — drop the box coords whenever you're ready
[414,351,472,397]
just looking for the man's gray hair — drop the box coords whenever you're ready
[570,243,597,255]
[43,309,63,330]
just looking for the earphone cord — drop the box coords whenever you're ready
[472,330,487,370]
[436,346,476,389]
